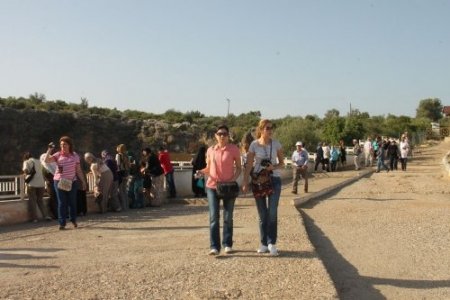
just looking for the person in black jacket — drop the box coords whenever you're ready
[191,145,207,197]
[314,142,324,172]
[387,140,400,171]
[141,148,164,206]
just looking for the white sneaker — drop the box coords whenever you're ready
[224,247,233,254]
[208,248,219,256]
[257,245,269,254]
[268,244,279,256]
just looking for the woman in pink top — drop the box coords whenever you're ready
[45,136,87,230]
[197,125,242,255]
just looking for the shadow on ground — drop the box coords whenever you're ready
[300,211,450,300]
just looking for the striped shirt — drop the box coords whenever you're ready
[52,151,80,181]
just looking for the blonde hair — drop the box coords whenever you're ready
[255,119,272,139]
[117,144,127,154]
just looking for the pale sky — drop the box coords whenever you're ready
[1,0,449,119]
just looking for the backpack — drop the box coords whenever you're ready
[105,158,119,181]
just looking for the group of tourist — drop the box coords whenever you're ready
[22,137,177,230]
[353,134,410,172]
[313,140,347,172]
[21,123,412,257]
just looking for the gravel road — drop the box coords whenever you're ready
[1,141,448,299]
[300,141,450,299]
[1,183,338,299]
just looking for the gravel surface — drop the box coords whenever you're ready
[2,142,448,299]
[300,141,450,300]
[1,179,340,299]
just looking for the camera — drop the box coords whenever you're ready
[48,142,55,148]
[260,159,271,168]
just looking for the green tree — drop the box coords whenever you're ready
[383,115,413,138]
[416,98,443,121]
[276,117,320,154]
[29,92,46,104]
[342,116,365,144]
[321,115,345,145]
[324,108,340,119]
[80,97,89,109]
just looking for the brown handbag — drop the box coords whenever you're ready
[251,141,274,198]
[251,169,273,198]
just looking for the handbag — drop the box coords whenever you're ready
[251,141,274,198]
[251,169,273,198]
[57,178,73,191]
[196,177,205,189]
[216,181,240,199]
[213,148,239,199]
[24,161,36,184]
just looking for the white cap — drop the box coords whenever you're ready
[295,141,303,146]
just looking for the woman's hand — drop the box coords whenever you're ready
[241,178,249,194]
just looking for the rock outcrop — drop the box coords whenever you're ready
[0,107,210,174]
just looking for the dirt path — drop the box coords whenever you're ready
[300,141,450,299]
[0,187,338,299]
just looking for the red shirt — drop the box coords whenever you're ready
[158,150,174,174]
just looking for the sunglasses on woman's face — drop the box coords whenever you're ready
[264,126,273,131]
[216,131,229,137]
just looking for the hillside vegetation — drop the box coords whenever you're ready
[0,95,444,174]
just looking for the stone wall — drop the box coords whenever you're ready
[0,107,209,174]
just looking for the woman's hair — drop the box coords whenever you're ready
[241,130,254,153]
[84,152,102,165]
[255,119,272,139]
[117,144,127,154]
[22,151,32,161]
[216,124,229,133]
[60,136,74,153]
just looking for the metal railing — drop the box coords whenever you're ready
[0,175,25,201]
[0,161,194,200]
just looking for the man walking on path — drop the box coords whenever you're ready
[353,139,362,170]
[291,141,309,194]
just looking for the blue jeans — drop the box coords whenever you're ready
[128,176,144,209]
[165,171,177,197]
[377,157,389,172]
[254,176,281,246]
[54,180,79,226]
[206,187,236,251]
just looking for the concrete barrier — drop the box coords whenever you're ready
[293,169,373,208]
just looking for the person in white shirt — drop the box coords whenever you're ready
[321,142,331,172]
[291,141,309,194]
[23,151,51,222]
[363,138,373,167]
[399,137,410,171]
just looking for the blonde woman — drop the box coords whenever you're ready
[242,119,284,256]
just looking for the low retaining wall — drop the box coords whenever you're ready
[441,138,450,178]
[1,168,295,226]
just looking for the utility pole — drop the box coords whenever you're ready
[226,98,230,117]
